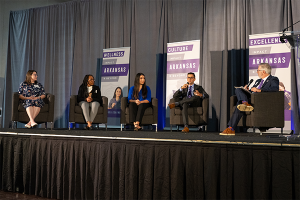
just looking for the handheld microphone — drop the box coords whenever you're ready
[247,79,253,88]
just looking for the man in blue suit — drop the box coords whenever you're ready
[220,63,279,135]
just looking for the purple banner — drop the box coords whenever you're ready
[102,64,129,76]
[249,36,285,46]
[108,109,121,117]
[103,51,125,58]
[167,45,194,53]
[249,53,290,69]
[167,59,199,74]
[285,110,291,121]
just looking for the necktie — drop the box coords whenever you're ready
[188,86,192,98]
[257,79,264,89]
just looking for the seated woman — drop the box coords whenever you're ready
[77,74,102,130]
[108,87,123,109]
[128,73,151,131]
[18,70,46,128]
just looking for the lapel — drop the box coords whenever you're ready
[261,75,272,89]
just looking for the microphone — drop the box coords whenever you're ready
[247,79,253,88]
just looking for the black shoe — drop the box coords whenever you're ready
[84,125,89,130]
[89,126,93,130]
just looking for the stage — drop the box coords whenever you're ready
[0,128,299,199]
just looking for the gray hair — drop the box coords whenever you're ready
[259,63,272,74]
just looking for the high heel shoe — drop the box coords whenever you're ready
[25,123,31,128]
[31,123,38,128]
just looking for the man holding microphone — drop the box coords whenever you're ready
[220,63,279,135]
[168,72,209,133]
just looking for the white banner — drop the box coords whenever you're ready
[101,47,130,126]
[165,40,200,125]
[249,32,291,131]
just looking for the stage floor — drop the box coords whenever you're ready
[0,128,299,147]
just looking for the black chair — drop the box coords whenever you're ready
[11,92,55,129]
[230,91,284,134]
[120,97,158,131]
[69,95,108,130]
[169,98,209,131]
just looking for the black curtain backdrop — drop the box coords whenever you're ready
[3,0,300,132]
[0,135,299,199]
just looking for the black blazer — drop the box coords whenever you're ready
[77,85,103,106]
[251,75,279,92]
[173,84,209,99]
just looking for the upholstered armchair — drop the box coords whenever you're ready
[69,95,108,130]
[120,97,158,132]
[169,98,209,131]
[11,92,55,129]
[230,91,284,133]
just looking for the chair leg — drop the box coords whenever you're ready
[105,123,107,131]
[51,122,53,130]
[202,125,206,132]
[45,122,47,129]
[281,127,283,135]
[177,125,179,131]
[153,124,157,132]
[121,124,123,131]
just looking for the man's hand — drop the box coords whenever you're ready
[194,90,203,97]
[111,103,116,108]
[243,85,249,90]
[251,87,261,93]
[181,84,188,89]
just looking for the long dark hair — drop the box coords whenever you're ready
[133,73,147,99]
[113,87,123,98]
[81,74,93,86]
[25,70,37,85]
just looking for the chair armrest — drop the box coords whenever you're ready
[102,96,108,123]
[230,95,238,117]
[152,97,158,124]
[47,93,55,122]
[169,98,176,119]
[69,95,77,122]
[11,92,20,121]
[120,97,128,124]
[250,91,284,126]
[202,98,209,124]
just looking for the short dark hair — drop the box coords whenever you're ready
[187,72,195,78]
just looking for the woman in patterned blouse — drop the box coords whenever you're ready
[18,70,46,128]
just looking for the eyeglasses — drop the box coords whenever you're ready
[187,76,194,79]
[257,70,263,72]
[88,79,94,81]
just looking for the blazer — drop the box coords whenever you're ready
[251,75,279,92]
[77,84,103,106]
[173,84,209,99]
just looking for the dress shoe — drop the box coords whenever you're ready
[88,126,93,130]
[237,102,253,112]
[219,127,235,136]
[84,125,90,130]
[168,103,176,109]
[182,127,189,133]
[31,123,38,128]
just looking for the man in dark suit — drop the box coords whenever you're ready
[220,63,279,135]
[168,72,209,133]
